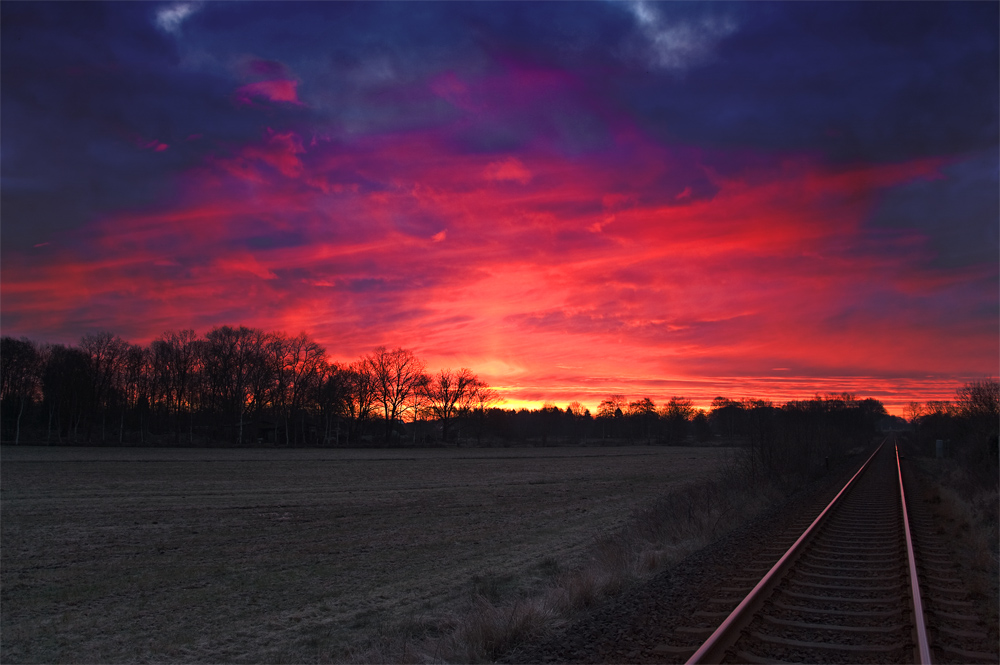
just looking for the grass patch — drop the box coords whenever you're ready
[914,455,999,641]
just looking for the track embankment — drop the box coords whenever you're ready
[502,437,997,664]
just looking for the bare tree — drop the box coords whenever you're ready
[80,332,129,442]
[313,362,349,445]
[742,398,775,478]
[245,330,278,436]
[692,409,713,442]
[955,378,1000,462]
[422,368,477,444]
[1,336,43,444]
[272,332,327,446]
[151,330,199,444]
[342,360,377,444]
[119,343,151,444]
[710,396,743,443]
[469,379,502,445]
[924,400,956,417]
[409,373,431,446]
[41,344,91,443]
[661,397,694,445]
[956,379,999,421]
[597,394,627,439]
[364,347,425,444]
[629,397,657,443]
[203,325,268,445]
[598,394,627,419]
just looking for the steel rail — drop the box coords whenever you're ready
[897,442,932,664]
[685,440,886,665]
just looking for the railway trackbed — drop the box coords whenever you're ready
[652,436,997,664]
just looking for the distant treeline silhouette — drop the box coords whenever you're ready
[2,329,995,468]
[1,327,500,448]
[904,379,1000,488]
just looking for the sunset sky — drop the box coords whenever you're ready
[2,1,997,414]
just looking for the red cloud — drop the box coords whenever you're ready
[2,120,993,415]
[483,157,532,184]
[234,79,303,107]
[132,136,169,152]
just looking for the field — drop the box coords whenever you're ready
[1,445,731,663]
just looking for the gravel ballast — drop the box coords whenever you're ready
[500,451,873,664]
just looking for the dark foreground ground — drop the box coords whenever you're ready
[502,448,999,664]
[1,445,726,663]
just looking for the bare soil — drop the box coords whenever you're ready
[0,445,729,663]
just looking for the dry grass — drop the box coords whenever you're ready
[354,452,783,663]
[917,457,999,640]
[935,483,998,572]
[1,445,731,663]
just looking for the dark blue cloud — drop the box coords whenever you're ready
[869,150,999,270]
[242,230,307,251]
[1,2,265,252]
[3,0,996,263]
[622,2,998,163]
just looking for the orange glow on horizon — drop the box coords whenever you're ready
[476,378,975,418]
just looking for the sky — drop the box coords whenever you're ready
[2,1,997,414]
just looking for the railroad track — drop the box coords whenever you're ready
[653,435,997,664]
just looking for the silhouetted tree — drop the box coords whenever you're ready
[743,399,775,479]
[629,397,657,443]
[660,396,694,445]
[597,394,627,440]
[273,332,326,446]
[203,325,266,445]
[80,332,129,443]
[315,362,351,446]
[407,372,431,446]
[956,379,999,459]
[0,327,897,457]
[469,381,502,445]
[692,409,713,442]
[151,330,200,444]
[709,396,744,442]
[119,343,151,444]
[1,336,43,444]
[40,344,92,443]
[365,346,425,444]
[341,360,377,444]
[537,403,562,445]
[560,402,591,443]
[422,368,477,444]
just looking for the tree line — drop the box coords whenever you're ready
[2,327,897,462]
[591,392,889,483]
[0,328,501,447]
[905,379,1000,488]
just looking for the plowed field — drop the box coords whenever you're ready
[1,445,729,663]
